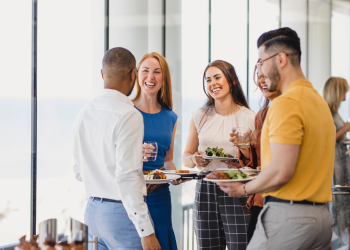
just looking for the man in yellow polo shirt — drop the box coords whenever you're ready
[217,27,335,249]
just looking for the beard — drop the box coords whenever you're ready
[267,60,281,92]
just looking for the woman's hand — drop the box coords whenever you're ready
[343,122,350,132]
[220,159,241,169]
[229,127,238,146]
[146,184,162,195]
[194,151,211,168]
[336,122,350,141]
[142,144,155,162]
[229,127,251,159]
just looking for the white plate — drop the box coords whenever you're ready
[161,170,199,176]
[144,174,181,184]
[217,168,261,174]
[203,176,257,183]
[199,155,238,161]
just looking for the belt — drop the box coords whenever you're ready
[92,197,122,203]
[265,196,325,206]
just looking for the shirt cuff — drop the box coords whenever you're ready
[135,219,155,237]
[269,136,302,145]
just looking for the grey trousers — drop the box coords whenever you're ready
[247,201,332,250]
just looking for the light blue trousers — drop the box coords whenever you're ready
[84,197,143,250]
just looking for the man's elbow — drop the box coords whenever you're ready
[274,171,294,188]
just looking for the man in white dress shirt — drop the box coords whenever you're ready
[72,47,160,250]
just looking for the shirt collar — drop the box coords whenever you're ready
[283,79,313,94]
[100,88,133,106]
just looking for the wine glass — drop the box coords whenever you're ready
[234,127,251,149]
[250,129,260,148]
[143,141,158,161]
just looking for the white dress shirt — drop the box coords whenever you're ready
[72,88,154,237]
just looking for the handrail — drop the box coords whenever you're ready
[182,203,195,250]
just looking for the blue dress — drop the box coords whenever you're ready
[135,106,178,250]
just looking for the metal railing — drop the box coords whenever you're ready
[182,203,196,250]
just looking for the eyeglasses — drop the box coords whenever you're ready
[256,52,298,69]
[256,53,279,69]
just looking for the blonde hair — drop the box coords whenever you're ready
[323,77,349,114]
[133,52,173,110]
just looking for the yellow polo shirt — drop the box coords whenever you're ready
[261,79,335,203]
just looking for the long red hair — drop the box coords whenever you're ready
[133,52,173,110]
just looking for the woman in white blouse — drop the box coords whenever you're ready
[182,60,255,250]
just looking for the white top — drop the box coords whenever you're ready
[72,89,154,237]
[192,106,256,171]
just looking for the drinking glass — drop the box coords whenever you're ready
[143,141,158,161]
[234,127,251,149]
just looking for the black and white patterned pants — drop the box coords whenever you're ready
[193,180,250,250]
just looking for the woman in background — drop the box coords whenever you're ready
[230,67,281,243]
[183,60,255,250]
[324,77,350,250]
[133,52,178,250]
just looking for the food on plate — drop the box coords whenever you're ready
[226,170,251,179]
[204,147,233,157]
[206,171,230,179]
[146,170,166,180]
[176,170,190,173]
[247,173,259,177]
[206,170,252,180]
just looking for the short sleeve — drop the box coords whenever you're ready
[267,97,304,145]
[191,108,205,133]
[170,110,178,128]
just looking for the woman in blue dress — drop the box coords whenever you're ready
[133,52,179,250]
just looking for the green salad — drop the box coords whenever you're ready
[205,147,233,157]
[225,170,250,179]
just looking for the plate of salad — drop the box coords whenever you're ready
[203,169,257,182]
[144,170,181,184]
[199,147,237,161]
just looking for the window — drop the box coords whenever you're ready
[36,0,104,235]
[0,0,31,245]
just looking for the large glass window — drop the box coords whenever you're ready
[2,0,350,247]
[181,1,209,248]
[332,0,350,121]
[0,0,31,245]
[181,0,209,186]
[308,0,331,94]
[281,0,308,75]
[36,0,104,235]
[248,0,280,113]
[211,0,248,95]
[165,0,183,246]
